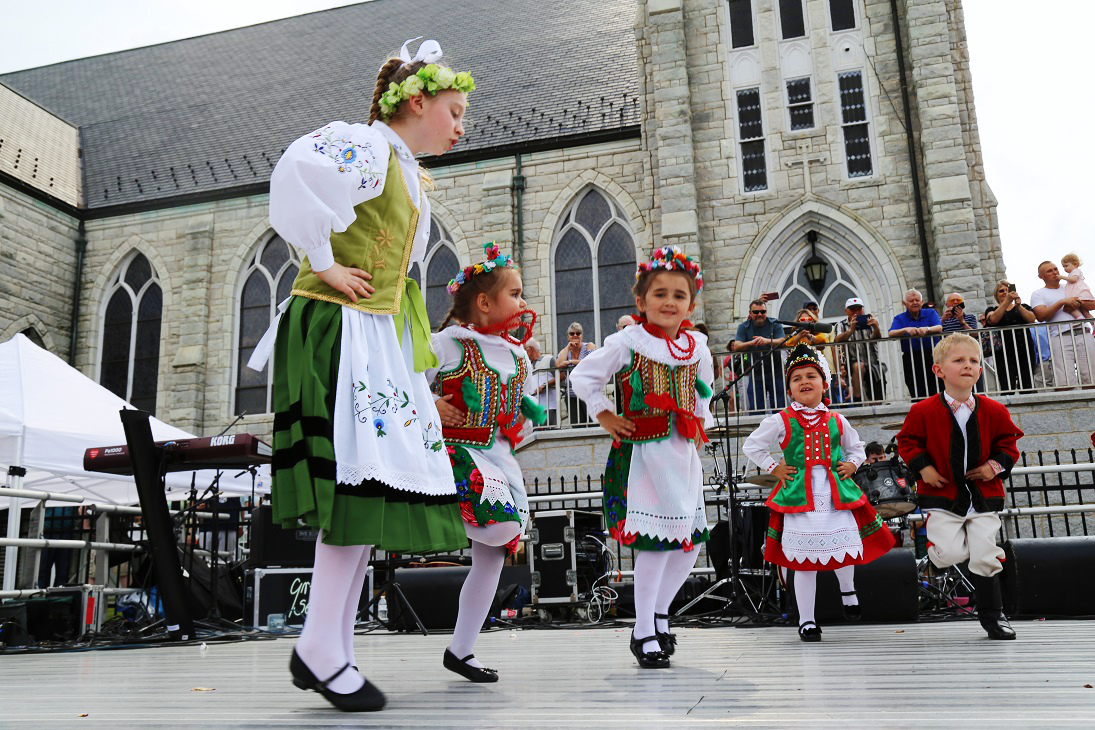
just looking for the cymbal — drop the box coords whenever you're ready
[708,424,756,438]
[741,473,780,488]
[880,421,905,431]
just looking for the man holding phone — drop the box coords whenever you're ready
[941,292,979,333]
[834,297,884,402]
[731,298,787,412]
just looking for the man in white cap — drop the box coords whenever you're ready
[834,296,884,402]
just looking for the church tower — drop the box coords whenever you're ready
[636,0,1003,333]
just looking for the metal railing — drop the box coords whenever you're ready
[529,318,1095,426]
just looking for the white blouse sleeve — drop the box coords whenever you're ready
[742,413,785,474]
[425,332,463,394]
[569,334,631,418]
[269,121,392,272]
[837,414,867,467]
[695,340,715,429]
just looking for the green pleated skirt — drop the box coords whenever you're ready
[270,296,467,552]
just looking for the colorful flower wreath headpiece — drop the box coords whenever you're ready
[377,38,476,121]
[447,242,516,295]
[636,245,704,291]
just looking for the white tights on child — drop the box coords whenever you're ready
[794,566,858,625]
[448,521,522,669]
[633,548,700,654]
[295,535,371,695]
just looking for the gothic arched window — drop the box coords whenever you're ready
[408,219,459,330]
[100,252,162,414]
[772,245,862,321]
[552,188,637,350]
[235,234,301,415]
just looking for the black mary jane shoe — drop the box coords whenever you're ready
[444,648,500,683]
[798,622,822,642]
[289,650,386,712]
[653,612,678,656]
[840,591,863,621]
[630,633,671,669]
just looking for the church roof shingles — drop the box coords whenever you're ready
[0,0,639,211]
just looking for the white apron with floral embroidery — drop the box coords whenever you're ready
[331,311,455,496]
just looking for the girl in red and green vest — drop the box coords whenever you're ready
[427,243,544,683]
[571,246,714,669]
[743,345,895,642]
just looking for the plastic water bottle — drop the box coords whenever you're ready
[377,596,388,622]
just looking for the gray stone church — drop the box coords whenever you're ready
[1,0,1005,453]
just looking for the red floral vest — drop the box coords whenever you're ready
[432,338,527,449]
[615,352,700,443]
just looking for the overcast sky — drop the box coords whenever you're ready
[0,0,1087,301]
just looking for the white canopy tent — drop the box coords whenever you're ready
[0,334,270,589]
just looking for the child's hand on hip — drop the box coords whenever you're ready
[770,461,797,482]
[836,461,857,480]
[920,465,948,487]
[316,262,374,303]
[435,394,465,427]
[596,412,635,442]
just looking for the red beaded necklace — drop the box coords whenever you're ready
[637,316,697,361]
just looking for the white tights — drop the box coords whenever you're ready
[794,566,857,626]
[295,535,372,694]
[447,521,522,669]
[633,548,700,654]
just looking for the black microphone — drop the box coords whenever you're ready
[771,318,834,334]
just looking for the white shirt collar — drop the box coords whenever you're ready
[370,120,415,162]
[943,391,976,413]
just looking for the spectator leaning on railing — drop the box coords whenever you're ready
[556,321,597,426]
[941,292,979,333]
[984,280,1037,393]
[731,299,787,412]
[525,338,558,427]
[834,296,884,403]
[888,289,943,399]
[1031,261,1095,387]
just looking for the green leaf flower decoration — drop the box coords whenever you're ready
[377,65,477,120]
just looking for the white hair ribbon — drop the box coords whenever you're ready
[399,37,444,66]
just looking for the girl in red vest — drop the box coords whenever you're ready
[571,246,714,669]
[428,243,544,682]
[743,345,894,641]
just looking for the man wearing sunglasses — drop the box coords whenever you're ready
[731,299,787,412]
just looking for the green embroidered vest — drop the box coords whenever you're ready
[291,148,418,315]
[432,338,528,450]
[614,352,700,444]
[767,409,866,512]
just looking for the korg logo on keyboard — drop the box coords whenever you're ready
[210,434,237,447]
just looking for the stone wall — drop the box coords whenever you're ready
[0,183,79,355]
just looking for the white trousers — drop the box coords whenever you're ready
[1049,326,1095,387]
[924,508,1004,577]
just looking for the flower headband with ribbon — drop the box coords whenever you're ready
[636,245,704,291]
[447,242,517,295]
[377,38,476,121]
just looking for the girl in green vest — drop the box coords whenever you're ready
[249,39,475,712]
[427,243,544,682]
[742,345,894,642]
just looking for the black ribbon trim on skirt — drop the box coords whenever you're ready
[273,401,331,438]
[335,479,458,505]
[272,441,337,481]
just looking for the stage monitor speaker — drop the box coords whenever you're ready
[249,505,318,568]
[389,565,531,631]
[0,595,79,642]
[791,547,919,623]
[1001,537,1095,617]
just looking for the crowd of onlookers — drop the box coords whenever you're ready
[524,255,1095,426]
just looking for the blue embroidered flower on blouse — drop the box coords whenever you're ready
[341,147,357,164]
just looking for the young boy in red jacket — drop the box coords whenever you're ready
[897,333,1023,639]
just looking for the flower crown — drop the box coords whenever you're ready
[447,242,516,295]
[636,245,704,291]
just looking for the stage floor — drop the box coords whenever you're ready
[0,620,1092,728]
